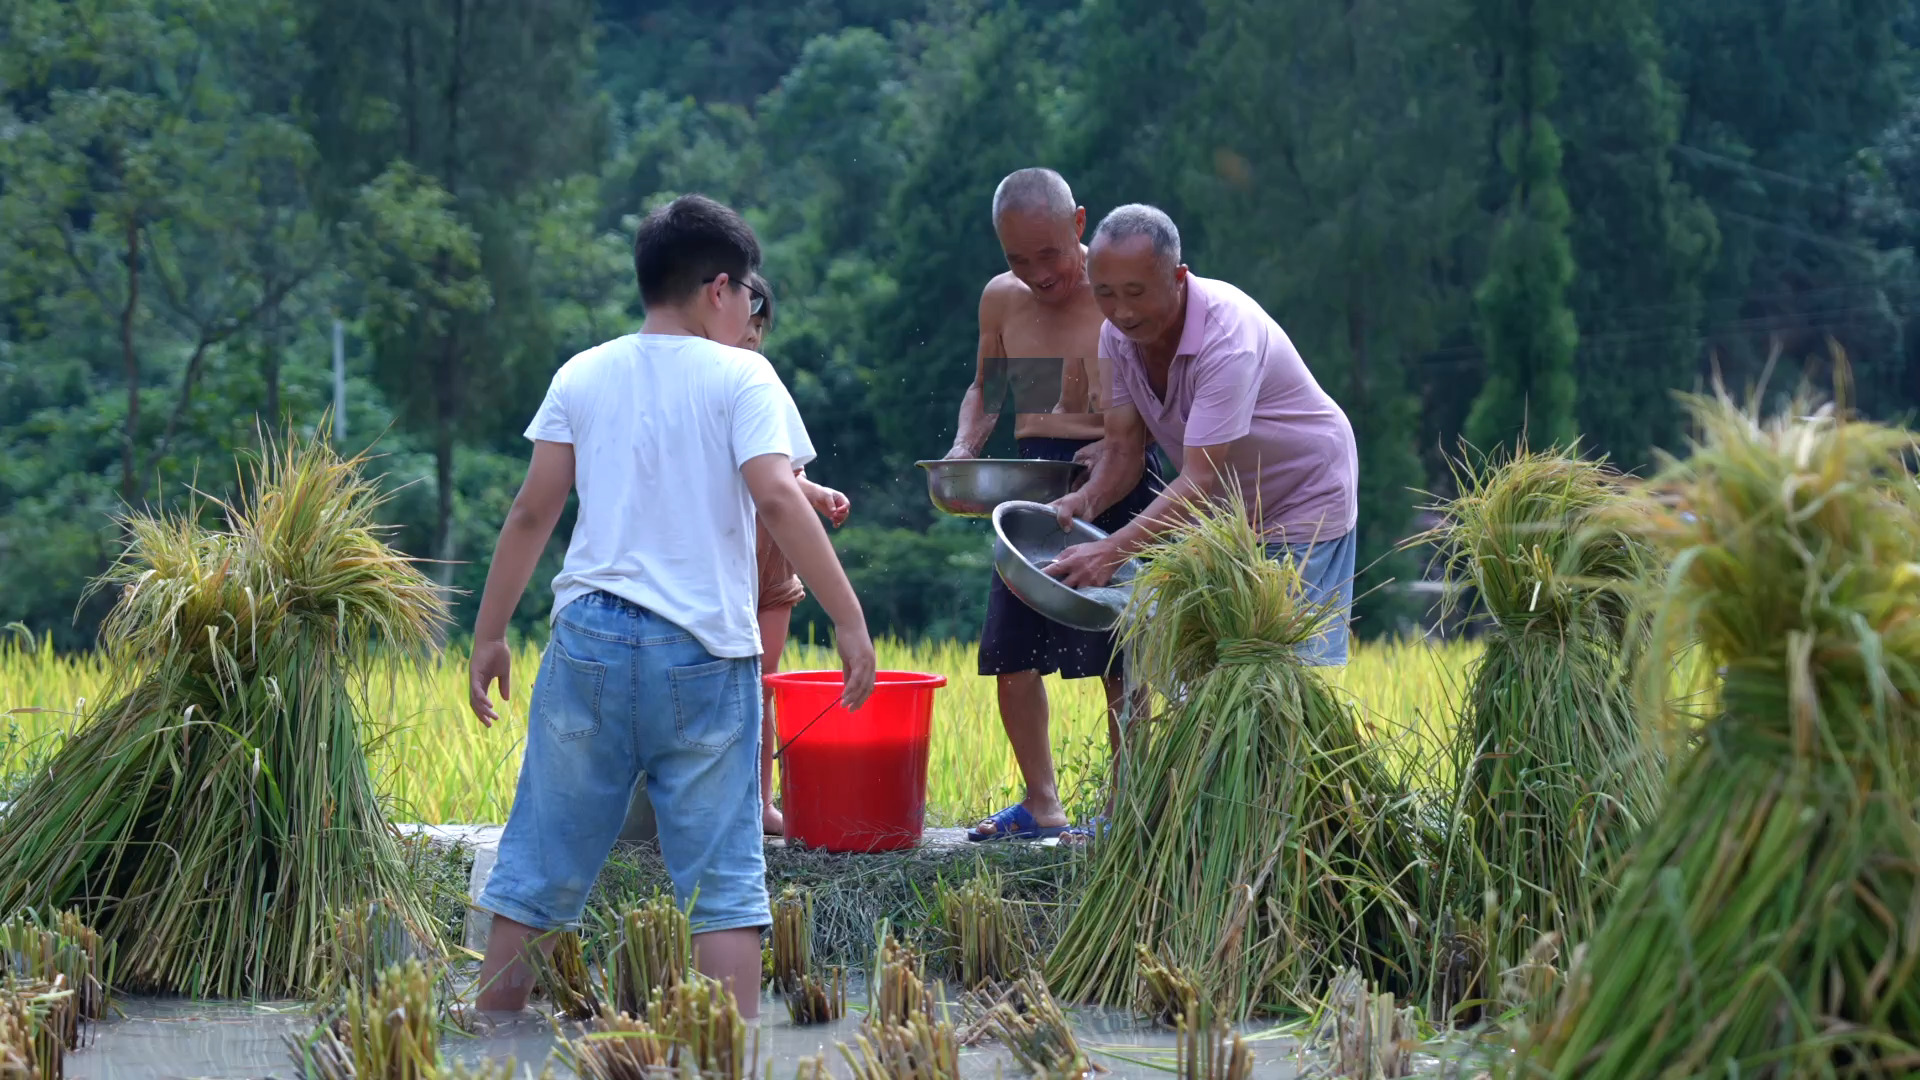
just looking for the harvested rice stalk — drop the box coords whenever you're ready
[1175,1007,1251,1080]
[795,1052,833,1080]
[838,1007,961,1080]
[0,980,71,1080]
[1135,944,1201,1028]
[530,931,600,1021]
[1425,912,1485,1027]
[289,958,439,1080]
[1296,968,1419,1079]
[1046,486,1436,1018]
[645,974,758,1080]
[316,901,435,1009]
[562,1011,672,1080]
[1416,448,1666,949]
[787,967,847,1026]
[937,870,1024,991]
[0,436,447,998]
[603,892,692,1018]
[0,913,109,1028]
[1510,389,1920,1076]
[772,886,813,994]
[868,927,933,1030]
[987,974,1090,1080]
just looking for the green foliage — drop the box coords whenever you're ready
[866,3,1076,499]
[1465,0,1580,454]
[1183,0,1483,636]
[4,0,1918,651]
[1558,0,1718,473]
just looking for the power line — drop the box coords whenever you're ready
[1411,303,1906,371]
[1670,143,1849,197]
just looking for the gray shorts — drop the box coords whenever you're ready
[1265,528,1356,665]
[476,592,769,934]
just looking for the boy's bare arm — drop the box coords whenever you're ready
[469,440,575,725]
[743,455,876,709]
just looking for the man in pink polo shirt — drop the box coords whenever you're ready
[1045,203,1358,664]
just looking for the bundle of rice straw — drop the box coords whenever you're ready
[1045,486,1436,1018]
[1510,390,1920,1075]
[1,980,72,1079]
[1419,448,1667,948]
[0,436,446,997]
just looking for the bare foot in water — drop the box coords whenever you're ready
[763,803,784,835]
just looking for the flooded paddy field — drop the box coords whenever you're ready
[66,991,1352,1079]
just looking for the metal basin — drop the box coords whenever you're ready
[915,458,1086,517]
[991,501,1140,632]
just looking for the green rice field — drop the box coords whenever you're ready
[0,635,1476,826]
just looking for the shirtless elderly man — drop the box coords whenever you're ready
[1048,204,1358,671]
[945,168,1163,843]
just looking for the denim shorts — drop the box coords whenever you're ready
[1266,528,1357,666]
[475,592,769,935]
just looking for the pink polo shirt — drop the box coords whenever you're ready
[1103,274,1357,543]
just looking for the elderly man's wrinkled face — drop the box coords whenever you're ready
[1089,234,1183,344]
[995,206,1086,305]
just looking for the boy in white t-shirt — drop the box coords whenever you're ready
[464,194,876,1018]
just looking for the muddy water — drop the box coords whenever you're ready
[65,993,1317,1079]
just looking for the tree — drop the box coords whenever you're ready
[1657,0,1907,401]
[0,0,323,502]
[1185,0,1485,635]
[1464,0,1580,454]
[305,0,599,584]
[1555,0,1717,472]
[865,3,1074,525]
[1053,0,1208,227]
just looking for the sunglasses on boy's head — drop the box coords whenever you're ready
[702,274,765,316]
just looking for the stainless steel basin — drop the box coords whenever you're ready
[991,501,1140,632]
[915,458,1086,517]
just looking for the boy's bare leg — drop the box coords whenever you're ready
[757,604,794,835]
[474,914,555,1012]
[475,915,766,1020]
[694,927,767,1020]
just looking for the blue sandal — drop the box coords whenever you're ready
[967,804,1066,842]
[1061,816,1112,844]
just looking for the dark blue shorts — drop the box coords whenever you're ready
[978,438,1165,679]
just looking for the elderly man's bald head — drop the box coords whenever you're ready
[991,168,1087,305]
[992,168,1077,225]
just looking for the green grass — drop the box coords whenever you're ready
[3,633,1477,827]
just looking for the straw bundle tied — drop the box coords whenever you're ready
[602,891,694,1018]
[566,973,756,1080]
[937,869,1026,991]
[1510,389,1920,1076]
[0,435,447,998]
[1045,485,1438,1018]
[1418,449,1667,955]
[0,981,73,1080]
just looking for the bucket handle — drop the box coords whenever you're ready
[769,694,847,761]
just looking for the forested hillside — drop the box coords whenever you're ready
[5,0,1919,649]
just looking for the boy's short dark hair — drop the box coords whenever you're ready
[632,194,762,308]
[745,271,776,329]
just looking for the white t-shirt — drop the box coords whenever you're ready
[525,333,815,658]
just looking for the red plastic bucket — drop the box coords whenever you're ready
[766,670,946,853]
